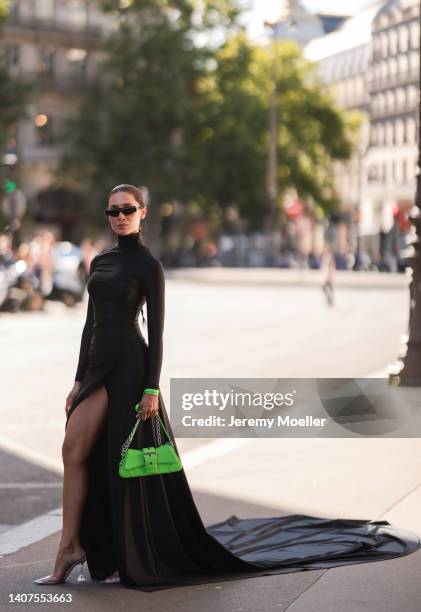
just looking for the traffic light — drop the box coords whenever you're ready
[5,179,16,193]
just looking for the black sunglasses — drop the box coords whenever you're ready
[106,205,141,218]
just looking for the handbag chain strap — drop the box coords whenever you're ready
[155,414,162,446]
[120,407,174,463]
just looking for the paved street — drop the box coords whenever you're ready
[1,272,421,611]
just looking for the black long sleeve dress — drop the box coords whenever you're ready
[66,229,420,592]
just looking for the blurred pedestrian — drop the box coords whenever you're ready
[78,238,100,286]
[321,243,335,307]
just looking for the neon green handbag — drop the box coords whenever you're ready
[119,402,183,478]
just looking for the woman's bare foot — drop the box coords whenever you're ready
[34,544,86,584]
[52,544,85,579]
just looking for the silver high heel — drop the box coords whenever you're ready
[100,570,120,584]
[33,555,87,584]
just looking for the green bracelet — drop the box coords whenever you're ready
[144,388,159,396]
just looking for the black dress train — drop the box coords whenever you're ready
[66,229,420,592]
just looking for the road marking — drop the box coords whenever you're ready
[0,366,398,558]
[0,483,62,489]
[0,507,63,557]
[0,436,63,474]
[181,438,250,470]
[0,437,251,558]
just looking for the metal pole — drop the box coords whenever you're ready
[392,0,421,385]
[266,32,278,234]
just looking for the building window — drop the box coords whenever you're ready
[389,29,398,55]
[386,90,395,113]
[67,0,87,29]
[3,45,20,68]
[395,119,404,145]
[398,53,409,75]
[378,92,386,113]
[380,60,388,81]
[8,0,19,18]
[396,87,405,109]
[403,160,407,182]
[66,48,88,83]
[378,123,384,145]
[371,95,377,114]
[406,117,416,144]
[386,121,394,145]
[371,127,377,146]
[397,159,403,183]
[403,85,410,109]
[381,32,388,57]
[398,25,409,53]
[37,46,55,77]
[410,51,419,76]
[36,0,55,20]
[389,57,397,77]
[368,164,378,181]
[373,35,380,56]
[34,113,54,146]
[410,21,420,49]
[408,84,418,106]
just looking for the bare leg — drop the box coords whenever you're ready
[53,385,108,577]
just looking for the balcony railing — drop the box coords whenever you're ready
[369,69,420,90]
[20,71,92,92]
[370,104,418,119]
[3,14,104,41]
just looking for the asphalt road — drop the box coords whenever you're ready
[2,274,421,612]
[0,277,412,531]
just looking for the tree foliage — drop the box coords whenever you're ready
[58,1,357,227]
[0,0,33,159]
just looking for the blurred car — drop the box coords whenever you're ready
[49,241,85,307]
[0,257,44,312]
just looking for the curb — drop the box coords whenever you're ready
[165,268,410,290]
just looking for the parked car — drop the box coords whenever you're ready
[48,241,86,307]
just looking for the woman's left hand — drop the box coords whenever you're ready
[138,392,159,420]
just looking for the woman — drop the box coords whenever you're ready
[321,242,336,307]
[34,184,420,590]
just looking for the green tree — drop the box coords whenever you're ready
[0,63,32,155]
[191,34,360,227]
[98,0,242,33]
[57,0,234,214]
[0,0,11,21]
[57,1,357,229]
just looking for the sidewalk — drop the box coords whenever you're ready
[1,368,421,611]
[288,483,421,612]
[166,267,410,290]
[1,468,421,612]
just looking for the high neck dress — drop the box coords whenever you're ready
[65,231,420,591]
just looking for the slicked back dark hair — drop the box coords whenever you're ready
[107,183,146,208]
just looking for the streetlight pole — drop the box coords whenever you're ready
[353,131,369,271]
[264,10,298,265]
[266,28,278,236]
[392,1,421,385]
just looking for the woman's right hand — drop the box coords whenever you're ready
[65,382,82,417]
